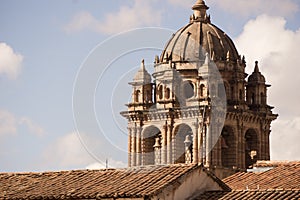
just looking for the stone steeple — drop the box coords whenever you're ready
[121,0,277,180]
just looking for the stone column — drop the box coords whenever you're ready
[172,127,176,164]
[205,122,211,167]
[198,121,204,164]
[192,121,199,163]
[128,127,132,167]
[131,127,136,166]
[141,130,145,166]
[167,125,172,164]
[136,127,141,166]
[266,130,271,160]
[161,125,167,164]
[203,124,206,165]
[153,137,161,165]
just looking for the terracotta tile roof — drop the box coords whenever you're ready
[194,189,300,200]
[0,164,228,199]
[223,161,300,190]
[254,160,300,168]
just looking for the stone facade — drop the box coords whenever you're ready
[121,0,277,179]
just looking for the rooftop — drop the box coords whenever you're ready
[0,164,228,199]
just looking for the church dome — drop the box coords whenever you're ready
[160,0,239,62]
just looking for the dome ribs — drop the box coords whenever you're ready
[183,32,192,61]
[208,23,225,60]
[207,31,214,60]
[170,23,194,61]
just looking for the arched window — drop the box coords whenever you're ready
[251,93,255,104]
[260,92,265,105]
[157,85,163,100]
[245,129,259,169]
[200,84,205,97]
[231,86,234,100]
[135,90,140,103]
[165,87,170,99]
[142,126,161,165]
[145,90,151,103]
[221,126,236,168]
[173,124,193,164]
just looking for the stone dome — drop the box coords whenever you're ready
[160,0,239,63]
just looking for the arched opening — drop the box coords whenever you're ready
[165,87,170,99]
[200,84,205,97]
[135,90,140,103]
[145,90,151,103]
[231,86,234,100]
[173,124,193,164]
[142,126,161,165]
[251,93,255,104]
[157,85,163,100]
[245,129,259,169]
[221,126,236,168]
[260,92,265,105]
[183,81,194,99]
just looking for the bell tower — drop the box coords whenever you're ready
[121,0,277,179]
[246,61,269,109]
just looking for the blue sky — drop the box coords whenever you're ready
[0,0,300,172]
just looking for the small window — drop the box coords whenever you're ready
[200,84,205,97]
[135,90,140,102]
[157,85,163,100]
[251,93,255,104]
[165,88,170,99]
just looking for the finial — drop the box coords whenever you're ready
[141,59,145,70]
[254,61,260,73]
[155,55,159,64]
[192,0,209,22]
[242,55,246,64]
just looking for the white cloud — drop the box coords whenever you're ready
[0,43,23,80]
[271,118,300,160]
[167,0,299,17]
[42,131,127,170]
[210,0,299,17]
[167,0,194,8]
[0,110,17,137]
[43,132,91,168]
[235,15,300,160]
[0,110,45,138]
[64,0,162,35]
[19,117,46,136]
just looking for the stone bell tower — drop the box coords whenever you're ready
[121,0,277,179]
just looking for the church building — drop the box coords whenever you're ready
[121,0,278,179]
[2,1,299,200]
